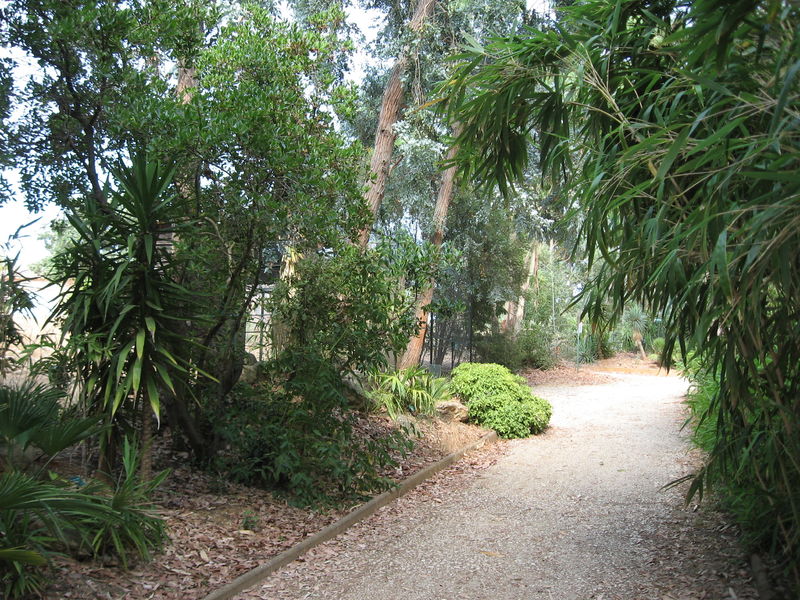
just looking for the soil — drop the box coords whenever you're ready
[43,414,488,600]
[238,365,760,600]
[43,357,761,599]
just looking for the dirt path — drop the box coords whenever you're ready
[240,371,757,600]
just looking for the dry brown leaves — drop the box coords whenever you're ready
[43,416,490,600]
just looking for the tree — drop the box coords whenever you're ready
[442,0,800,587]
[353,0,535,367]
[2,1,374,466]
[358,0,436,248]
[50,153,195,478]
[396,131,459,369]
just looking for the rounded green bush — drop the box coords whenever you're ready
[451,362,552,438]
[450,362,526,401]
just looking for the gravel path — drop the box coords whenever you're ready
[242,372,758,600]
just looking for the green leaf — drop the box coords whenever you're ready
[135,329,145,359]
[656,126,691,182]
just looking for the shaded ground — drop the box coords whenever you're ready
[45,418,488,599]
[241,370,757,600]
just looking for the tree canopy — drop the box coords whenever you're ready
[442,0,800,585]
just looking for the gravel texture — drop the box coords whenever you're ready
[241,371,758,600]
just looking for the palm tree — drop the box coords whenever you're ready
[622,305,648,361]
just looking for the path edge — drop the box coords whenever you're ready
[201,430,499,600]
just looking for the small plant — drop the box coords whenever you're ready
[367,366,449,419]
[240,510,260,531]
[85,438,169,568]
[450,363,551,438]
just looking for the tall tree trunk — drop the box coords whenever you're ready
[397,134,459,369]
[357,0,436,249]
[503,240,538,335]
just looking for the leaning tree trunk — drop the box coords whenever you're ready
[397,135,460,370]
[357,0,436,249]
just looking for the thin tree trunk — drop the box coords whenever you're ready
[504,240,539,335]
[397,132,460,369]
[635,334,647,361]
[139,393,152,481]
[357,0,436,249]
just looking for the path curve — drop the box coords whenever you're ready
[242,372,757,600]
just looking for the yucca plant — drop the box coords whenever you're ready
[84,438,169,568]
[619,304,650,361]
[49,150,200,478]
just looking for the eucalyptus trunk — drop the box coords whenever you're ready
[397,135,459,369]
[357,0,436,248]
[503,240,538,335]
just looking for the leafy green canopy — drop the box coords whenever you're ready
[442,0,800,586]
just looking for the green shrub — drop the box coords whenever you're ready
[517,325,558,370]
[467,389,551,437]
[214,358,413,507]
[450,362,526,400]
[450,362,551,438]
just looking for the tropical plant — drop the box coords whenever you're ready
[0,383,166,598]
[368,365,450,419]
[0,382,100,473]
[442,0,800,587]
[0,471,110,598]
[617,304,650,360]
[49,151,198,477]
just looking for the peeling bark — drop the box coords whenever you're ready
[358,0,437,248]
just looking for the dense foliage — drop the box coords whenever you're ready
[443,0,800,587]
[367,365,451,419]
[450,362,551,438]
[0,383,166,597]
